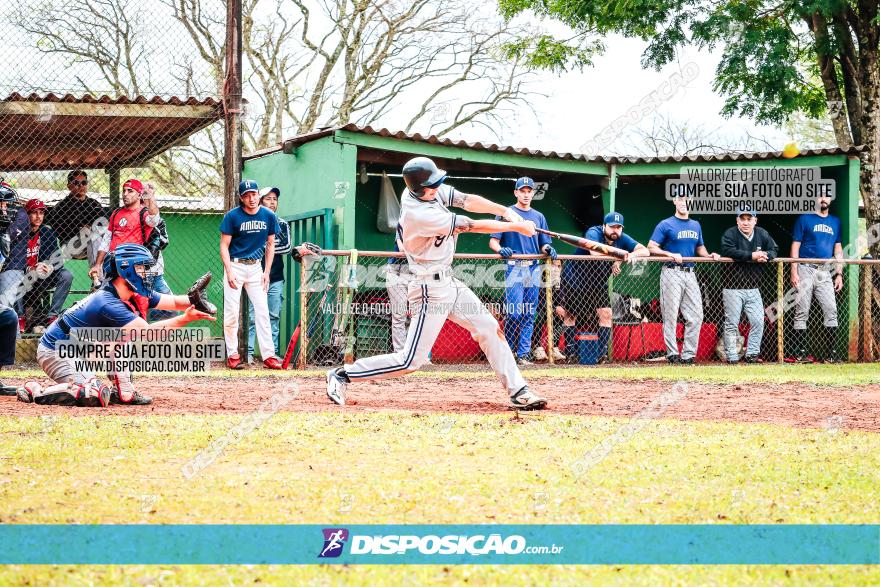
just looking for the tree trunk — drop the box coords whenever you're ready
[858,46,880,257]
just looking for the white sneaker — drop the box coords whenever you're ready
[326,368,347,405]
[532,346,548,362]
[551,347,566,361]
[508,386,547,411]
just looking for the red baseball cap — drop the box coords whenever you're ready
[25,199,46,212]
[123,179,144,195]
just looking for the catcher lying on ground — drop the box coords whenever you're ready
[17,243,216,407]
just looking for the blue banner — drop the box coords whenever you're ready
[0,525,876,564]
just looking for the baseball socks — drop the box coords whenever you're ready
[597,326,611,361]
[822,326,838,362]
[785,328,807,362]
[562,326,577,359]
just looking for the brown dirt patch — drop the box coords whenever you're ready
[0,373,877,432]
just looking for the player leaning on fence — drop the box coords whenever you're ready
[786,195,843,363]
[557,212,649,363]
[220,179,283,371]
[648,195,720,364]
[326,157,548,411]
[720,208,778,364]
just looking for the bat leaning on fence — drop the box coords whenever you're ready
[534,227,630,260]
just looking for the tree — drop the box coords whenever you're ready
[615,114,776,158]
[498,0,880,254]
[10,0,538,197]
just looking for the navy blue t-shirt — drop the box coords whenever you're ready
[792,213,841,259]
[562,225,640,288]
[489,206,551,254]
[41,288,161,350]
[649,216,704,267]
[220,206,279,260]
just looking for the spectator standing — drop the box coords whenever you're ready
[247,186,290,360]
[719,209,778,363]
[648,197,720,364]
[90,179,161,280]
[787,195,843,363]
[220,179,282,370]
[45,170,106,265]
[488,177,557,365]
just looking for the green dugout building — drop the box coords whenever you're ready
[243,124,864,359]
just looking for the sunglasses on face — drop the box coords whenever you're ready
[70,179,88,186]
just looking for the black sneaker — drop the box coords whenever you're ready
[110,390,153,405]
[679,357,695,365]
[744,355,763,364]
[666,355,680,364]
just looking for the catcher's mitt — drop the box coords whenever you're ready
[187,272,217,315]
[292,242,322,263]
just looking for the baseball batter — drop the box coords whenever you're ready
[787,195,843,363]
[326,157,547,410]
[648,196,719,363]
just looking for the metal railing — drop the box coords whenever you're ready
[293,251,879,367]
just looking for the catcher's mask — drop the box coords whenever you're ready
[104,243,158,297]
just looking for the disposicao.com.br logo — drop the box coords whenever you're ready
[318,528,564,557]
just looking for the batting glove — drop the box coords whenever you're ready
[542,244,558,260]
[498,247,514,259]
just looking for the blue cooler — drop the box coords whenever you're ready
[576,331,601,365]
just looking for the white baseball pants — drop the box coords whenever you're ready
[346,275,527,395]
[223,261,276,360]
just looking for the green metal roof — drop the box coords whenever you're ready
[245,123,864,166]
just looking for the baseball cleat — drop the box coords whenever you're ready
[110,390,152,405]
[0,383,19,396]
[326,368,347,405]
[551,347,566,362]
[263,357,283,370]
[227,355,244,370]
[516,356,533,366]
[532,347,548,362]
[508,386,547,411]
[16,382,40,403]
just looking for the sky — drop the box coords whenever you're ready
[438,34,791,155]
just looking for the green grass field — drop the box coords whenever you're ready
[0,364,878,584]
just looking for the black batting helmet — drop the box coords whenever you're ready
[0,181,17,203]
[402,157,446,196]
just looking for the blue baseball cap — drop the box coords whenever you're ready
[737,207,757,217]
[238,179,259,196]
[603,211,624,226]
[515,177,535,190]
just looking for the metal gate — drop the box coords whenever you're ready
[283,208,335,345]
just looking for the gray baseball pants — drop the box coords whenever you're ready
[793,264,838,329]
[722,288,764,360]
[660,267,703,360]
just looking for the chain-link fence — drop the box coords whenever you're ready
[0,0,226,337]
[295,252,880,367]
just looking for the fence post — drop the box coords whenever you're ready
[298,260,308,369]
[343,249,359,364]
[863,264,873,361]
[776,261,784,363]
[545,258,555,365]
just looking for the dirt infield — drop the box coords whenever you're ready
[1,373,878,432]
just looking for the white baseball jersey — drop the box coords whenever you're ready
[342,181,528,398]
[397,184,465,276]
